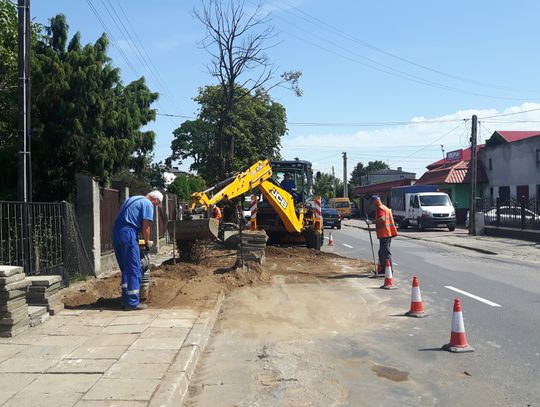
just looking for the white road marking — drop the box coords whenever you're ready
[393,262,399,266]
[342,243,354,248]
[445,286,501,307]
[324,236,329,240]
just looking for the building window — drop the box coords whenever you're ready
[499,186,510,204]
[490,187,493,199]
[488,158,492,171]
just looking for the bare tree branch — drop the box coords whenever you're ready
[193,0,302,174]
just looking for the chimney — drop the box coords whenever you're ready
[397,167,402,172]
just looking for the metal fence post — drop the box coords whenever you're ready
[520,201,526,230]
[496,198,501,227]
[60,201,69,286]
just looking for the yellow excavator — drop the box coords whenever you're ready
[176,159,323,250]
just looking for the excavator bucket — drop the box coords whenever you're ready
[170,218,220,241]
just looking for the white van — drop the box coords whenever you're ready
[392,186,456,231]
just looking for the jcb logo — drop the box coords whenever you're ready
[271,189,288,209]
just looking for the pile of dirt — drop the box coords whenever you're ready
[62,246,371,310]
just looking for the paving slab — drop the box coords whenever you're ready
[81,334,140,347]
[74,401,147,407]
[109,315,156,326]
[61,310,85,316]
[119,349,177,365]
[147,372,189,407]
[70,316,118,327]
[104,361,170,379]
[150,318,195,328]
[23,373,100,393]
[0,357,58,373]
[83,377,160,401]
[23,344,78,359]
[2,391,83,407]
[0,273,26,286]
[0,373,38,403]
[48,324,103,337]
[100,324,147,334]
[0,279,31,291]
[139,327,189,339]
[33,335,88,347]
[0,343,25,361]
[0,297,26,312]
[48,358,117,374]
[157,310,200,319]
[68,346,128,360]
[0,266,24,277]
[130,337,185,350]
[25,275,63,286]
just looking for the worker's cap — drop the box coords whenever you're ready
[369,195,380,203]
[147,190,164,204]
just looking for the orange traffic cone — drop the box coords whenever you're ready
[328,232,334,246]
[405,276,425,317]
[442,298,474,353]
[380,259,396,289]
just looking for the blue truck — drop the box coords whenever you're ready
[391,185,456,231]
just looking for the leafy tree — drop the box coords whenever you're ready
[170,85,285,184]
[350,160,390,186]
[194,0,301,174]
[27,14,158,200]
[314,172,343,201]
[167,174,206,201]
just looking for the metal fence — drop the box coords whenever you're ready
[478,197,540,230]
[0,201,94,284]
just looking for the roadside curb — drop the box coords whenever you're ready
[344,223,498,256]
[148,289,226,407]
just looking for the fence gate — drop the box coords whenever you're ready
[0,201,93,285]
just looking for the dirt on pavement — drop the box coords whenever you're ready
[62,245,371,310]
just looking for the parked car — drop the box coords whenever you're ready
[328,197,352,219]
[468,206,540,227]
[322,208,342,229]
[351,201,362,218]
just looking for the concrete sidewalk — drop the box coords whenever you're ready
[344,219,540,264]
[0,290,223,407]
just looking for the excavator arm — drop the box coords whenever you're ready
[190,159,304,233]
[190,160,273,209]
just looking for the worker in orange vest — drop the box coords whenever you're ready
[212,205,223,220]
[367,195,398,274]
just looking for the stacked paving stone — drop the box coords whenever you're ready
[26,275,64,315]
[237,230,268,265]
[0,266,31,337]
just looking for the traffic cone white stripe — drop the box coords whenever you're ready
[328,232,334,246]
[451,312,465,333]
[411,286,422,302]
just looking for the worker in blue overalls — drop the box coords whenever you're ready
[113,190,163,311]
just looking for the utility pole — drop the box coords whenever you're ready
[440,144,445,159]
[331,166,336,198]
[469,115,478,235]
[342,152,348,197]
[17,0,32,275]
[17,0,32,202]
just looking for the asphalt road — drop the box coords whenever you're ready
[324,222,540,405]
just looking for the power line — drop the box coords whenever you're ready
[268,15,536,102]
[387,121,468,167]
[269,0,540,94]
[109,0,182,111]
[478,106,540,119]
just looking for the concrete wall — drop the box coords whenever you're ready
[482,137,540,199]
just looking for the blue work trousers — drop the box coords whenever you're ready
[113,226,141,307]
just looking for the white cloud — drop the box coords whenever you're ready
[282,102,540,176]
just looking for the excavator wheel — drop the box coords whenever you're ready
[304,231,322,250]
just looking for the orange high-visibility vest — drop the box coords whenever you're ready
[212,206,223,220]
[375,204,398,239]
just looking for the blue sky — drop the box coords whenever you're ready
[33,1,540,179]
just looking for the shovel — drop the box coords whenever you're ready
[365,219,377,276]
